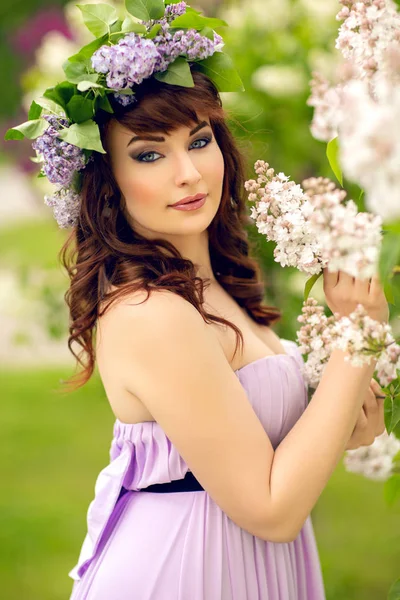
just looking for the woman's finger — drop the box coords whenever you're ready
[370,378,385,399]
[369,272,385,298]
[323,267,339,288]
[353,276,371,298]
[346,408,369,450]
[371,383,386,436]
[363,387,379,432]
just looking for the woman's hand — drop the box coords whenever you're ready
[323,269,389,324]
[345,379,386,450]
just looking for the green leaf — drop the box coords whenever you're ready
[121,15,147,34]
[110,19,122,34]
[153,57,194,87]
[194,52,245,93]
[383,220,400,235]
[96,94,114,114]
[388,578,400,600]
[57,119,106,153]
[304,272,322,301]
[170,13,228,30]
[199,26,215,42]
[77,80,104,92]
[4,119,49,141]
[384,475,400,509]
[63,60,95,84]
[384,394,400,434]
[384,279,396,306]
[76,3,118,37]
[66,95,95,123]
[67,34,109,64]
[43,82,76,111]
[146,23,162,39]
[379,230,400,295]
[28,100,43,120]
[125,0,165,21]
[326,137,343,187]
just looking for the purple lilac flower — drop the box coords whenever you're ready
[44,186,81,228]
[113,93,138,107]
[173,29,220,61]
[164,1,187,20]
[152,28,221,73]
[91,34,159,89]
[142,1,187,30]
[32,115,87,187]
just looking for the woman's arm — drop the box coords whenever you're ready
[264,348,377,541]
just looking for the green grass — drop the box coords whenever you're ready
[1,366,400,600]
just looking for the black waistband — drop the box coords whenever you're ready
[139,471,204,493]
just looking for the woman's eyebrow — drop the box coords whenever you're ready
[126,121,210,147]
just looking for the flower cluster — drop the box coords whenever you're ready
[303,176,383,280]
[296,297,400,482]
[344,431,400,481]
[296,297,399,388]
[244,160,382,280]
[337,78,400,222]
[44,186,81,229]
[91,33,160,89]
[296,298,336,388]
[32,115,88,187]
[307,0,400,222]
[91,18,223,106]
[244,160,322,275]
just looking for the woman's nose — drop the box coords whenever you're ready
[174,153,202,187]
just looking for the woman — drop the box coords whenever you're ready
[63,70,388,599]
[6,4,388,595]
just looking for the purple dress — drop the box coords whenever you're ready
[68,339,326,599]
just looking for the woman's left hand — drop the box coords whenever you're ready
[345,379,387,451]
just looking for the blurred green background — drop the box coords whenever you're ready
[1,1,399,599]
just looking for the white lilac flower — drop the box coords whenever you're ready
[329,304,394,368]
[336,0,400,88]
[244,160,383,280]
[338,79,400,222]
[376,341,400,387]
[44,186,81,228]
[32,115,87,187]
[244,161,323,276]
[307,72,344,142]
[303,176,383,280]
[296,297,398,388]
[307,0,400,223]
[344,431,400,481]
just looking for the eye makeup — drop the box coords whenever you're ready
[130,134,214,163]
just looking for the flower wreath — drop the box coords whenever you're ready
[5,0,244,227]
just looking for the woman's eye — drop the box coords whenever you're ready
[136,151,160,163]
[134,136,212,163]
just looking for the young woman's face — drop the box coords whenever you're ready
[106,113,225,240]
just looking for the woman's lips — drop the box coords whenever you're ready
[169,195,207,211]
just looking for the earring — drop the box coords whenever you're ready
[103,193,112,217]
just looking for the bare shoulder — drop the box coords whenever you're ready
[97,287,290,541]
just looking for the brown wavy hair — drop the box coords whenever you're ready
[59,69,282,391]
